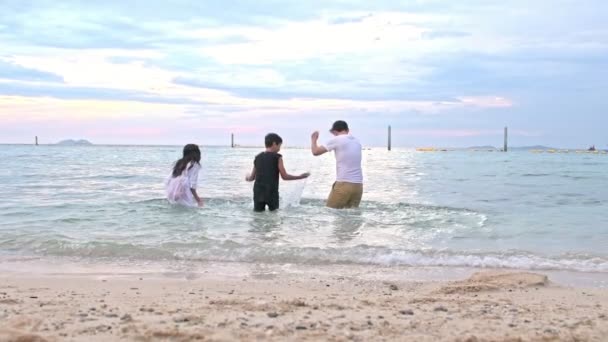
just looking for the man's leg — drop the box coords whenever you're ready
[326,182,350,209]
[345,183,363,208]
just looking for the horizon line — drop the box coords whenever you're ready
[0,143,601,150]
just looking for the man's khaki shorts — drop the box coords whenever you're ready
[326,182,363,209]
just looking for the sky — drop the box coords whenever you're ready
[0,0,607,148]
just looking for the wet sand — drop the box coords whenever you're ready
[1,266,607,342]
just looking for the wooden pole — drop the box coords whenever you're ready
[388,125,392,151]
[231,133,234,148]
[503,127,508,152]
[35,136,38,146]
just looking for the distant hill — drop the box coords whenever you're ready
[464,145,563,151]
[510,145,556,151]
[56,139,93,146]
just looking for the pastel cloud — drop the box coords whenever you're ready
[0,0,606,147]
[0,59,64,83]
[0,95,188,121]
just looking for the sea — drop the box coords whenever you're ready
[0,145,607,283]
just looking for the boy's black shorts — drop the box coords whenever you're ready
[254,196,279,212]
[253,184,279,212]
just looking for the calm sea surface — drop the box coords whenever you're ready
[0,145,606,273]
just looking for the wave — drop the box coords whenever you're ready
[522,173,551,177]
[175,244,608,273]
[1,237,606,273]
[1,195,605,273]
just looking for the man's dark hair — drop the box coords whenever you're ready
[265,133,283,147]
[330,120,349,132]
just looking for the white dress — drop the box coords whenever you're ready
[165,162,201,207]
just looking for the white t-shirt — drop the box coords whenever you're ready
[165,162,201,207]
[325,134,363,184]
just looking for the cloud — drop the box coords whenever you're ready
[173,76,418,101]
[0,95,192,122]
[0,60,64,83]
[421,30,471,39]
[0,81,208,105]
[198,12,431,65]
[0,2,256,52]
[1,0,607,146]
[329,13,374,25]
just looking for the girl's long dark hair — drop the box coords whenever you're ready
[172,144,201,177]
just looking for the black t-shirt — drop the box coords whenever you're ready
[253,152,282,201]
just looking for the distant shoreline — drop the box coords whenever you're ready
[0,143,601,150]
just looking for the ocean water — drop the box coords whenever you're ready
[0,145,607,273]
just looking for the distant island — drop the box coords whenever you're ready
[510,145,556,151]
[464,145,557,151]
[56,139,93,146]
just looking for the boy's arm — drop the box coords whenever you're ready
[311,131,328,156]
[278,157,310,181]
[246,166,256,182]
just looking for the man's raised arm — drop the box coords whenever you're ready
[311,131,328,156]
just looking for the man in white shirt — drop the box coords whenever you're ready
[310,120,363,209]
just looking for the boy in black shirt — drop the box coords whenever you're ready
[246,133,310,211]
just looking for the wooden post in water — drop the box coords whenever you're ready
[503,127,508,152]
[231,133,234,148]
[35,136,38,146]
[388,125,392,151]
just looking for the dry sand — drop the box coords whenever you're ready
[0,267,607,342]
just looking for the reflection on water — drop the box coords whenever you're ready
[248,212,284,243]
[331,209,365,242]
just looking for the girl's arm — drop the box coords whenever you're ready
[278,157,310,181]
[189,164,203,207]
[191,188,203,207]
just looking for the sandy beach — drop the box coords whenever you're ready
[0,263,606,342]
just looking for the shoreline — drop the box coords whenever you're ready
[1,256,607,288]
[1,260,607,341]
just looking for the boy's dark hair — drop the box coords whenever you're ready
[264,133,283,147]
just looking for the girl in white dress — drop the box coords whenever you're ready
[165,144,203,207]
